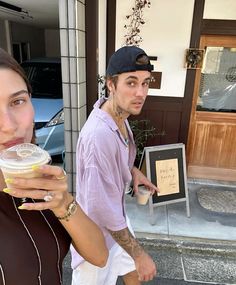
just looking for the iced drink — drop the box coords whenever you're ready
[136,186,151,205]
[0,143,51,186]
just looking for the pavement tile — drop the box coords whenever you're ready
[183,254,236,284]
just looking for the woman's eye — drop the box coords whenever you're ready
[11,98,26,106]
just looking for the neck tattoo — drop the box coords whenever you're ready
[103,100,129,145]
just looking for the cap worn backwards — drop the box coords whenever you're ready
[106,46,153,76]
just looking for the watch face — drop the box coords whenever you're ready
[69,201,78,215]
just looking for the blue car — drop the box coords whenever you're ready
[21,58,65,157]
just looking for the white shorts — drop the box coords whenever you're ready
[71,218,136,285]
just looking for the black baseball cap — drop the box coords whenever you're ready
[106,46,153,76]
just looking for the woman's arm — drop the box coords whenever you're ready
[55,193,108,267]
[3,164,108,267]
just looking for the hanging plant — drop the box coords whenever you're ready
[124,0,151,46]
[97,74,106,97]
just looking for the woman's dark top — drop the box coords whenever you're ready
[0,192,71,285]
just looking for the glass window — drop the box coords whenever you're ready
[13,43,30,63]
[22,63,62,99]
[197,47,236,112]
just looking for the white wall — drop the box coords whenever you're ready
[11,22,45,57]
[98,0,107,97]
[45,29,60,57]
[204,0,236,19]
[116,0,195,97]
[98,0,107,77]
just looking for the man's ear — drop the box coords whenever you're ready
[106,79,114,94]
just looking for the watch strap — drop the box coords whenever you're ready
[56,199,78,221]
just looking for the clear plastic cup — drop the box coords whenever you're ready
[0,143,51,186]
[136,186,151,205]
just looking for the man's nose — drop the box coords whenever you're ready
[136,84,147,97]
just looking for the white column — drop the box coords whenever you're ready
[4,20,12,54]
[58,0,87,194]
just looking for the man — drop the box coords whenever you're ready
[71,46,158,285]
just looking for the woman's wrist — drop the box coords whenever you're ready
[52,193,74,217]
[55,199,78,222]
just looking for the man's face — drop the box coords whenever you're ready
[108,70,151,117]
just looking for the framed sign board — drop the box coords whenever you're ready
[139,143,190,225]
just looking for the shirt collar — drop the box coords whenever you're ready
[93,97,135,146]
[93,97,119,132]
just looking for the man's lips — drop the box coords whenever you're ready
[2,138,24,148]
[132,102,143,107]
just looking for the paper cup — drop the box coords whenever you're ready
[0,143,51,186]
[136,186,151,205]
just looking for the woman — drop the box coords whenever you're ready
[0,48,108,285]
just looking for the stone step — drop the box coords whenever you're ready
[117,277,217,285]
[139,236,236,284]
[63,236,236,284]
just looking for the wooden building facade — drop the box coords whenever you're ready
[85,0,236,182]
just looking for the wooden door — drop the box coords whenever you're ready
[187,35,236,181]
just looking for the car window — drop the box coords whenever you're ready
[22,63,62,99]
[23,66,31,77]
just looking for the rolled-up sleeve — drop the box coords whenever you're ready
[79,166,127,231]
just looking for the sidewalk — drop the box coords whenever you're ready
[123,179,236,284]
[126,179,236,241]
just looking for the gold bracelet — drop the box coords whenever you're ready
[56,199,78,221]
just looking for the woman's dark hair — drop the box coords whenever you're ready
[0,48,35,143]
[0,48,32,93]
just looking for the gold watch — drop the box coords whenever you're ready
[56,199,78,221]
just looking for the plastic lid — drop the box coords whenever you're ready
[0,143,51,170]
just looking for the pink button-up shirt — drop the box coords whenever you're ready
[71,97,136,268]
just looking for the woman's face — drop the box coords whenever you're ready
[0,68,34,152]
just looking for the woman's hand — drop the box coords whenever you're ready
[131,166,159,195]
[3,164,73,216]
[3,164,109,267]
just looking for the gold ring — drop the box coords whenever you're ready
[56,169,66,180]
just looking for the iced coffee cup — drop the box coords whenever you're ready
[136,185,151,205]
[0,143,51,186]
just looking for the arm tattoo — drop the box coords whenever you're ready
[108,227,144,259]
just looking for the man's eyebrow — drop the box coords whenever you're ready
[11,90,29,97]
[125,75,151,81]
[125,75,138,80]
